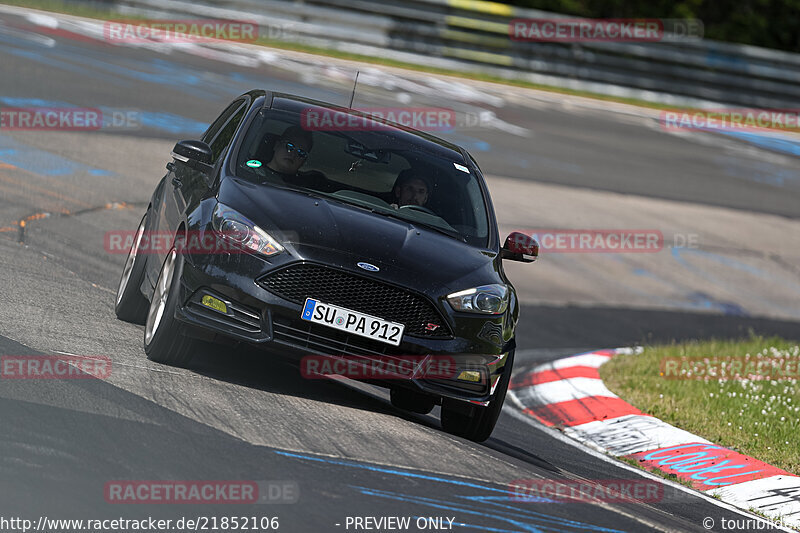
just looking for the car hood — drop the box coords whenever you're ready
[218,178,499,294]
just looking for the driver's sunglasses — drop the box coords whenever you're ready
[280,140,309,159]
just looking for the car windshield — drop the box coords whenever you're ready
[234,108,490,247]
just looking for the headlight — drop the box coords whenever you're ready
[447,284,508,314]
[211,203,284,257]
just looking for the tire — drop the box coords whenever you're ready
[115,211,150,324]
[390,387,436,414]
[440,350,514,442]
[143,245,199,367]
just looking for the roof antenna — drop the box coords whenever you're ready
[348,70,360,109]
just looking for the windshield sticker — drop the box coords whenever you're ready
[453,163,470,173]
[246,159,262,168]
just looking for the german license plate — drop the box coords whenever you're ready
[300,298,405,346]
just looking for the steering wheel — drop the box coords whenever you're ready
[399,204,437,216]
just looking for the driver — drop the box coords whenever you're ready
[256,125,335,191]
[265,125,313,179]
[391,169,430,209]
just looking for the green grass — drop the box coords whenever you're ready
[3,0,699,113]
[747,507,797,531]
[599,337,800,475]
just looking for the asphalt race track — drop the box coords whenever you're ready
[1,6,799,532]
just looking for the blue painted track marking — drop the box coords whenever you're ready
[671,247,800,317]
[673,247,800,295]
[714,130,800,158]
[274,450,629,532]
[0,134,111,177]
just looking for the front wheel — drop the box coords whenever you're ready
[115,211,150,324]
[143,246,200,367]
[440,350,514,442]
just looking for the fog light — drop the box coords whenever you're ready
[457,370,482,382]
[201,295,228,314]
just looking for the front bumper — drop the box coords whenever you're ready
[172,251,513,403]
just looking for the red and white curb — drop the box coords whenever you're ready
[507,348,800,528]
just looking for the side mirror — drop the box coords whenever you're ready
[501,231,538,263]
[171,140,213,172]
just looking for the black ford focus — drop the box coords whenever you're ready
[114,90,537,442]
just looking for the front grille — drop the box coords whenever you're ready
[257,263,452,338]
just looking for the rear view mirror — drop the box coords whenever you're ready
[344,140,391,163]
[501,232,538,263]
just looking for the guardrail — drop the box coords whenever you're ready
[109,0,800,108]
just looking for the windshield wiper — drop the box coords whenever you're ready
[266,183,467,243]
[269,182,329,200]
[373,209,467,243]
[291,189,380,214]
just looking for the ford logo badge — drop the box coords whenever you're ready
[357,262,380,272]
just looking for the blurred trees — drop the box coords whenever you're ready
[511,0,800,52]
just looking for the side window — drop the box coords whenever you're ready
[202,99,245,146]
[209,106,247,162]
